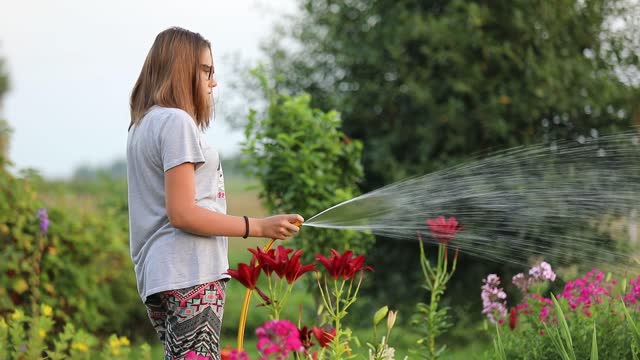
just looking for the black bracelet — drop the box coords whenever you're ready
[242,216,249,239]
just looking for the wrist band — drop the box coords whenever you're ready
[242,216,249,239]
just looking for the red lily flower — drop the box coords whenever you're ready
[284,249,316,284]
[426,216,463,243]
[248,247,278,275]
[226,258,261,290]
[299,326,315,350]
[252,246,294,278]
[312,327,336,348]
[316,249,373,280]
[509,307,518,330]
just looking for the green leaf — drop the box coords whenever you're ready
[622,299,640,352]
[493,324,507,360]
[591,321,598,360]
[373,306,389,326]
[551,293,576,360]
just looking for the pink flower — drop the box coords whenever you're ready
[512,273,528,293]
[426,216,463,244]
[256,320,304,359]
[481,274,507,324]
[221,348,249,360]
[185,351,211,360]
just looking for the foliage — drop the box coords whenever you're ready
[242,68,374,267]
[0,120,11,162]
[256,0,640,317]
[0,56,10,161]
[0,163,145,338]
[0,305,151,360]
[264,0,640,186]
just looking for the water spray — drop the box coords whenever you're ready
[235,130,640,350]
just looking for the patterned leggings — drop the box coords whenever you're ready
[145,280,227,360]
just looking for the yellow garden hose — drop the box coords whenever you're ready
[236,237,276,350]
[238,221,302,350]
[236,221,301,350]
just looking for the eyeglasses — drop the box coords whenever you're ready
[201,64,214,80]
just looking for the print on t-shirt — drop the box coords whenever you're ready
[217,163,225,199]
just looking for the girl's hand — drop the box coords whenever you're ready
[255,214,304,240]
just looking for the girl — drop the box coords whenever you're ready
[126,27,303,360]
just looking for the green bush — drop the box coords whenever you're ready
[0,164,146,338]
[242,68,374,267]
[0,305,151,360]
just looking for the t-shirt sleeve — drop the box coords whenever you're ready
[158,110,205,172]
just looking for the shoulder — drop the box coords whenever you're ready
[151,106,194,124]
[146,106,197,131]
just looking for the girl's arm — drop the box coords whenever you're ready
[165,162,303,239]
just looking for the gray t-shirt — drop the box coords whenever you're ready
[126,105,229,303]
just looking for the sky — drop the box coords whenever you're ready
[0,0,296,178]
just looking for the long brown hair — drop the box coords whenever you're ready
[129,27,212,129]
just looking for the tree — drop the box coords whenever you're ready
[0,56,11,163]
[264,0,640,187]
[257,0,640,319]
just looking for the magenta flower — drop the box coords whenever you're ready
[256,320,304,359]
[530,294,553,322]
[559,269,613,316]
[624,275,640,309]
[221,348,249,360]
[185,351,211,360]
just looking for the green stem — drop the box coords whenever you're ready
[428,268,441,357]
[334,279,342,333]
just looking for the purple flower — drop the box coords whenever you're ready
[512,273,528,293]
[256,320,303,359]
[481,274,508,324]
[37,208,49,235]
[528,261,556,282]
